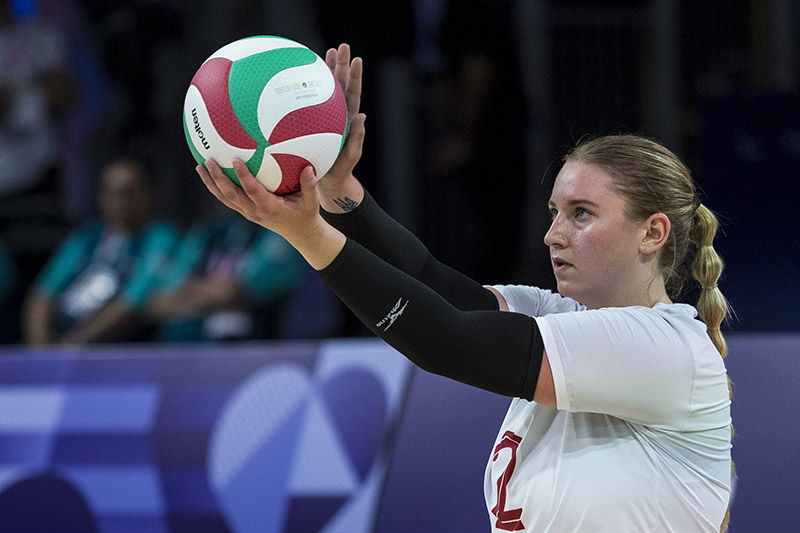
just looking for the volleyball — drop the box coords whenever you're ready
[183,36,348,195]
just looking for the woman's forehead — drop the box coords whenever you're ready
[550,161,619,204]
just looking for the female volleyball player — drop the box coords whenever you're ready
[197,44,733,532]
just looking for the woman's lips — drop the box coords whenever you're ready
[551,257,573,274]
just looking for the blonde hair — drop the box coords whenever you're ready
[565,134,733,531]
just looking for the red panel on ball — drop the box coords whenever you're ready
[272,153,312,195]
[268,82,347,145]
[191,57,258,150]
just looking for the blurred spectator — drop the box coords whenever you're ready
[148,206,303,342]
[0,0,77,196]
[22,156,178,346]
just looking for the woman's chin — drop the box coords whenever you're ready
[557,282,587,306]
[556,280,575,298]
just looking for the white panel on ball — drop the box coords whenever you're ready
[208,36,305,63]
[257,57,335,138]
[263,133,343,177]
[253,155,283,192]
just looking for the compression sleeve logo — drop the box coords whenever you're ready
[376,298,408,332]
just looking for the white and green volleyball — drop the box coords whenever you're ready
[183,36,347,195]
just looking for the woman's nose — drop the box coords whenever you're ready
[544,217,567,248]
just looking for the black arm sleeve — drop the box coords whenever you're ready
[321,190,498,311]
[318,239,543,400]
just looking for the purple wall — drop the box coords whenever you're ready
[376,369,510,531]
[0,333,796,532]
[724,334,800,532]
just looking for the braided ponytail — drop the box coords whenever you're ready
[690,204,729,356]
[690,204,733,533]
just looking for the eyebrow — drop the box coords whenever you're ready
[548,198,601,208]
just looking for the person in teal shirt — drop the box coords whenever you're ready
[148,206,302,342]
[23,155,178,345]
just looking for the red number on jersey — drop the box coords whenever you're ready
[491,431,525,531]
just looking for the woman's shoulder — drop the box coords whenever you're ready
[587,303,715,359]
[590,303,705,333]
[489,284,585,317]
[633,303,707,335]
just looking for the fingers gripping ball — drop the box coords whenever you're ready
[184,36,348,195]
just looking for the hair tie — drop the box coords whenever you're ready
[702,284,718,291]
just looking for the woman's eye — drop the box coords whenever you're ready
[575,207,589,218]
[549,208,558,220]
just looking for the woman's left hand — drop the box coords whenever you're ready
[197,158,346,270]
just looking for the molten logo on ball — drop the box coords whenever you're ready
[191,108,211,150]
[183,36,348,195]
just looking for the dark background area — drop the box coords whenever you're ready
[1,0,798,341]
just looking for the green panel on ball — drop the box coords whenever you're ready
[184,117,207,165]
[228,48,318,146]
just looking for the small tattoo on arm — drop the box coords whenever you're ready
[333,196,360,212]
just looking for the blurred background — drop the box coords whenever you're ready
[0,0,798,531]
[0,0,798,343]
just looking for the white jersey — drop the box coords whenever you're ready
[484,285,732,532]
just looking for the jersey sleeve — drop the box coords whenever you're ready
[490,284,584,316]
[534,305,715,429]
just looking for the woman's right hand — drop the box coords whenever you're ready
[319,43,367,213]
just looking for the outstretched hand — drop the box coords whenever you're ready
[320,43,367,212]
[196,159,346,270]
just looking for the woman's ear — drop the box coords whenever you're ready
[641,213,671,255]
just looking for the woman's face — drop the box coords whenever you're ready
[545,160,653,309]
